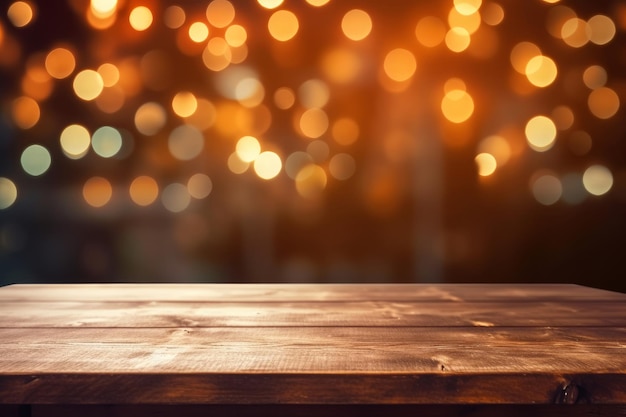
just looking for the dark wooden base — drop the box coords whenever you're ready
[2,404,626,417]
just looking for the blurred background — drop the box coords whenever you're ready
[1,0,625,292]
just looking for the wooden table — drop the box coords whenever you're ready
[0,283,625,416]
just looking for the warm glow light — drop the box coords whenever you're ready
[445,27,471,52]
[129,6,153,31]
[257,0,283,9]
[454,0,482,16]
[21,145,50,176]
[299,79,330,109]
[321,48,362,84]
[91,0,117,17]
[60,124,91,159]
[441,89,474,123]
[228,152,249,174]
[236,136,261,162]
[306,0,331,6]
[444,78,466,93]
[448,7,481,34]
[561,18,590,48]
[329,153,356,180]
[268,10,299,41]
[187,174,213,199]
[300,108,329,139]
[296,164,327,198]
[172,91,198,117]
[482,2,504,26]
[206,0,235,28]
[332,118,359,146]
[189,22,209,43]
[510,42,541,74]
[525,55,558,87]
[254,151,282,180]
[97,63,119,87]
[0,178,17,209]
[186,98,217,131]
[583,165,613,196]
[383,48,417,82]
[415,16,446,48]
[588,87,620,119]
[164,6,185,29]
[129,176,159,206]
[168,125,204,160]
[225,24,247,47]
[202,37,232,71]
[477,135,511,166]
[588,15,615,45]
[0,177,17,210]
[83,177,112,207]
[475,153,497,176]
[8,2,34,27]
[96,86,125,114]
[546,5,576,39]
[531,173,562,205]
[583,65,607,89]
[11,96,40,129]
[307,140,329,162]
[161,183,191,212]
[274,87,295,109]
[73,70,104,101]
[45,47,76,79]
[341,9,372,41]
[525,115,557,152]
[92,126,122,158]
[135,102,167,135]
[235,78,265,108]
[285,152,313,179]
[551,106,574,131]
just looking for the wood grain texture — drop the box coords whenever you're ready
[0,283,625,407]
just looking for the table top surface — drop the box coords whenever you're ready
[0,283,625,405]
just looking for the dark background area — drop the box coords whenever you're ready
[1,0,625,292]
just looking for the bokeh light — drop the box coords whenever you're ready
[135,102,167,135]
[73,70,104,101]
[129,176,159,206]
[129,6,153,31]
[583,165,613,196]
[475,153,497,176]
[168,125,205,161]
[525,115,557,152]
[83,177,112,208]
[21,145,51,176]
[0,178,18,210]
[341,9,372,41]
[531,173,562,205]
[236,136,262,162]
[383,48,417,82]
[299,108,329,139]
[45,47,76,79]
[329,153,356,180]
[92,126,123,158]
[187,174,213,199]
[254,151,282,180]
[415,16,446,47]
[206,0,235,28]
[60,124,91,159]
[162,183,191,213]
[7,1,35,27]
[588,87,620,119]
[268,10,299,41]
[441,88,474,123]
[11,96,40,129]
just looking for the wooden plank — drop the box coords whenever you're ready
[1,284,623,303]
[28,404,626,417]
[0,327,624,374]
[2,373,626,405]
[1,301,626,327]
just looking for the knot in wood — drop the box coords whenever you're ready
[556,382,580,404]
